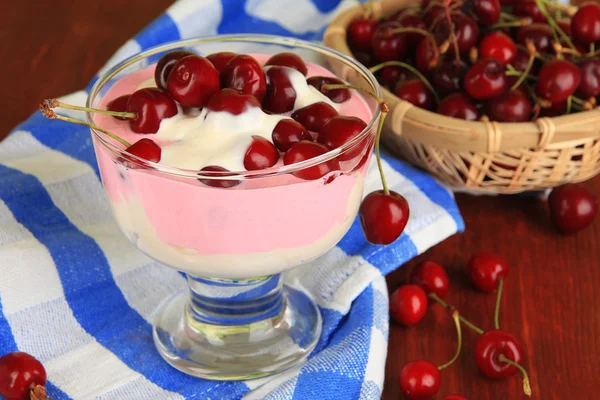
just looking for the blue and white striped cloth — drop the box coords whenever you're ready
[0,1,463,399]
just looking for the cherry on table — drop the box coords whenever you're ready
[472,0,501,26]
[359,190,410,245]
[517,24,553,54]
[512,0,546,23]
[125,139,162,163]
[571,2,600,45]
[577,59,600,98]
[389,284,428,326]
[106,94,131,120]
[272,119,311,152]
[263,66,297,114]
[206,51,237,74]
[127,88,178,134]
[474,329,523,379]
[432,60,464,96]
[437,93,481,121]
[410,261,450,298]
[399,360,441,400]
[548,184,598,234]
[0,352,46,400]
[154,49,195,91]
[394,78,435,110]
[467,251,509,292]
[265,52,308,76]
[464,58,508,100]
[536,59,581,103]
[318,115,367,161]
[166,54,220,107]
[199,165,241,188]
[348,16,379,52]
[244,136,279,171]
[479,31,516,65]
[372,21,408,62]
[283,141,340,180]
[205,88,261,115]
[221,54,267,102]
[486,90,532,123]
[291,101,339,132]
[306,76,351,103]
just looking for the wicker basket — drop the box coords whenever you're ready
[324,0,600,194]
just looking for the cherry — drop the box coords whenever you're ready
[125,138,162,163]
[443,395,467,400]
[318,115,367,161]
[467,251,509,292]
[424,4,446,25]
[106,94,131,120]
[486,90,532,122]
[272,119,311,152]
[127,88,178,134]
[389,284,428,326]
[474,329,523,379]
[306,76,351,103]
[557,18,572,37]
[517,24,553,53]
[205,88,261,115]
[372,21,408,62]
[415,37,439,73]
[437,93,480,121]
[262,66,296,114]
[464,58,507,100]
[435,12,480,55]
[244,136,279,171]
[265,52,308,76]
[221,54,267,102]
[399,360,441,400]
[472,0,500,26]
[548,184,598,234]
[0,352,46,400]
[166,55,220,107]
[359,190,410,245]
[376,66,403,88]
[154,49,195,91]
[348,16,379,52]
[432,60,464,96]
[396,12,427,50]
[571,2,600,45]
[283,141,340,180]
[199,166,240,188]
[410,261,450,298]
[206,51,237,74]
[353,51,375,68]
[512,0,546,23]
[510,47,537,73]
[536,59,581,103]
[577,59,600,98]
[479,31,516,65]
[291,102,338,132]
[394,78,435,110]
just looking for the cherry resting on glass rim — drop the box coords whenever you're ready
[126,139,162,163]
[548,184,598,234]
[359,190,410,245]
[106,94,131,120]
[205,88,261,115]
[265,52,308,76]
[389,284,428,326]
[577,59,600,98]
[126,88,178,134]
[348,16,379,52]
[154,49,195,91]
[467,251,509,292]
[306,76,351,103]
[472,0,501,26]
[262,66,297,114]
[464,58,507,100]
[271,119,312,152]
[536,59,581,103]
[571,2,600,45]
[318,116,367,161]
[399,360,441,400]
[199,165,240,188]
[221,54,267,102]
[394,79,434,110]
[283,141,340,180]
[244,136,279,171]
[410,261,449,298]
[0,352,46,400]
[372,21,407,62]
[206,51,237,73]
[479,31,516,65]
[486,90,532,122]
[437,93,480,121]
[475,329,523,379]
[291,102,339,132]
[166,54,220,107]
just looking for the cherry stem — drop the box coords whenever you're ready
[428,293,485,335]
[489,18,530,29]
[38,105,132,148]
[590,43,596,57]
[536,0,579,54]
[499,12,518,22]
[510,51,536,91]
[369,61,440,102]
[43,98,137,119]
[498,355,532,397]
[566,95,573,114]
[389,28,440,70]
[494,278,504,330]
[443,2,461,70]
[438,310,462,371]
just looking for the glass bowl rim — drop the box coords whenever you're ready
[86,34,382,180]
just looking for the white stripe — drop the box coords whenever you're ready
[96,40,143,81]
[167,0,223,39]
[243,365,302,399]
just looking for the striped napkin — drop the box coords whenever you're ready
[0,1,463,399]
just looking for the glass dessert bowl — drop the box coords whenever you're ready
[85,35,381,380]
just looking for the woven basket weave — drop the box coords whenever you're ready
[324,0,600,194]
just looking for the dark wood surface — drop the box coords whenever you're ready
[2,2,598,399]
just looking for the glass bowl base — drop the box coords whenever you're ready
[152,285,322,380]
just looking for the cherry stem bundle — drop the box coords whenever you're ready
[43,98,137,119]
[536,0,579,54]
[437,311,462,371]
[428,293,485,335]
[494,278,504,330]
[369,61,440,101]
[498,355,532,397]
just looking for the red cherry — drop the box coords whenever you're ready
[244,136,279,171]
[199,166,240,188]
[377,66,403,88]
[467,251,509,292]
[126,88,178,134]
[486,90,532,122]
[415,37,439,73]
[424,4,446,25]
[437,93,481,121]
[291,102,339,132]
[318,115,367,161]
[348,17,380,52]
[126,139,162,163]
[435,12,480,55]
[517,24,553,53]
[359,190,410,245]
[572,3,600,45]
[106,94,131,120]
[283,141,340,180]
[510,47,537,73]
[154,50,195,91]
[263,66,296,114]
[394,78,435,110]
[389,285,428,326]
[205,88,261,115]
[464,58,507,100]
[432,60,464,96]
[272,119,311,152]
[306,76,351,103]
[166,55,220,107]
[410,261,450,298]
[372,21,408,62]
[399,360,441,400]
[479,31,516,65]
[0,352,47,400]
[265,52,308,76]
[472,0,501,26]
[557,18,572,36]
[443,395,468,400]
[206,51,237,74]
[353,51,375,68]
[396,12,427,50]
[577,59,600,98]
[221,54,267,102]
[536,59,581,103]
[512,0,546,23]
[474,330,523,379]
[548,184,598,234]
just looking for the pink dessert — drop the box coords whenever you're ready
[93,52,375,279]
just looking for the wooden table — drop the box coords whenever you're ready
[2,2,598,399]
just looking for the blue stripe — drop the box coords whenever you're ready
[0,165,248,399]
[135,14,181,51]
[309,0,343,13]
